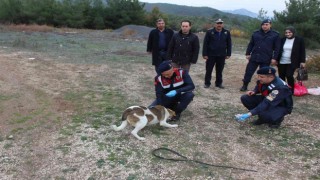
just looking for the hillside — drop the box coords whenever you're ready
[143,2,253,21]
[223,8,258,18]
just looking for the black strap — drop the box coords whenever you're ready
[152,147,258,172]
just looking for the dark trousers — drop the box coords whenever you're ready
[204,56,225,86]
[241,94,288,123]
[154,51,168,72]
[278,64,295,93]
[243,61,269,83]
[149,91,194,114]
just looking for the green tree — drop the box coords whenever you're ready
[18,0,58,25]
[274,0,320,48]
[145,7,168,27]
[105,0,146,29]
[85,0,106,29]
[0,0,22,23]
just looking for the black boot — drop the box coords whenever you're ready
[268,117,284,129]
[240,82,249,92]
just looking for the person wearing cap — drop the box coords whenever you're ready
[236,66,293,128]
[147,18,174,72]
[167,20,200,71]
[202,18,232,89]
[277,26,306,93]
[149,61,195,121]
[240,19,281,91]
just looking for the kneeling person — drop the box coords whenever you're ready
[236,66,293,128]
[150,61,195,121]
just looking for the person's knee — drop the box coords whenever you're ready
[240,94,249,104]
[184,92,195,102]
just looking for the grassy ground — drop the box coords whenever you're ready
[0,25,319,179]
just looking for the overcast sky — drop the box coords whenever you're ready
[141,0,288,16]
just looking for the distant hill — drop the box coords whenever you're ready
[143,2,253,21]
[223,8,258,18]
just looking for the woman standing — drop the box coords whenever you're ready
[278,26,306,93]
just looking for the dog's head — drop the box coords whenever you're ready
[166,108,176,118]
[153,105,176,120]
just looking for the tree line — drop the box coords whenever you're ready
[0,0,319,48]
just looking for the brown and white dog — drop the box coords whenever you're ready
[111,105,177,140]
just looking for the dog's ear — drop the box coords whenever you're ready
[166,108,176,116]
[153,105,162,110]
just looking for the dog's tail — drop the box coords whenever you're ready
[111,121,128,131]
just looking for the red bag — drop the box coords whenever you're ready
[294,81,308,96]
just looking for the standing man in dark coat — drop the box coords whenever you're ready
[240,19,281,91]
[167,20,200,71]
[147,18,174,72]
[202,18,232,89]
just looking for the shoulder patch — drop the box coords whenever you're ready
[266,90,279,101]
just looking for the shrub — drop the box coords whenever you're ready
[230,28,245,38]
[306,55,320,73]
[7,24,54,32]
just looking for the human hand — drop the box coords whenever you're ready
[246,55,251,60]
[225,56,230,59]
[247,91,255,96]
[166,90,177,97]
[271,59,278,66]
[235,113,251,122]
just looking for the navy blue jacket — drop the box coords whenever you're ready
[202,28,232,57]
[250,77,293,115]
[147,28,174,66]
[167,30,200,65]
[246,29,281,63]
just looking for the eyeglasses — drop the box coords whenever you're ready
[216,22,223,24]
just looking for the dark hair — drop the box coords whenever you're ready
[156,18,164,23]
[181,20,192,26]
[285,26,296,34]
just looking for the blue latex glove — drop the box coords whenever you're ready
[166,90,177,97]
[235,113,251,122]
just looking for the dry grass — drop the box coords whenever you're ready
[6,24,55,32]
[0,26,319,179]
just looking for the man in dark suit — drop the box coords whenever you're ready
[147,19,174,72]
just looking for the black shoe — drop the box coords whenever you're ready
[268,117,284,129]
[240,85,248,91]
[204,84,210,88]
[252,119,266,125]
[216,85,225,89]
[268,124,281,129]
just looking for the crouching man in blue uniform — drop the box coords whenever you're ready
[236,66,293,128]
[150,61,195,121]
